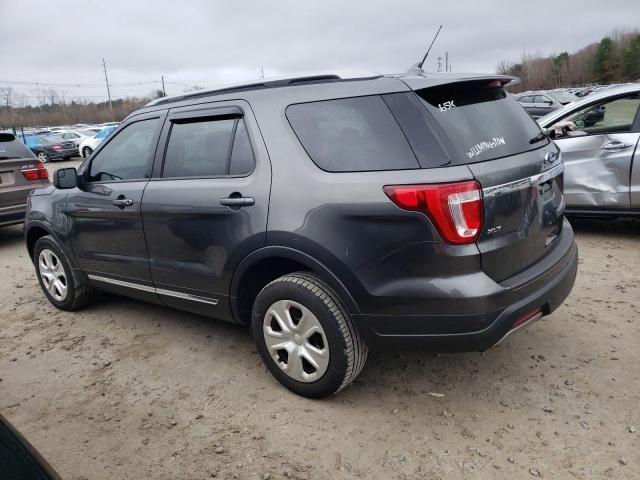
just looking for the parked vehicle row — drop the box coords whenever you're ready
[514,89,578,118]
[25,71,578,398]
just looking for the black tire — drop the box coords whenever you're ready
[252,272,367,398]
[36,151,49,163]
[82,147,92,158]
[34,235,92,311]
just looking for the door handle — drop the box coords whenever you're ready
[220,195,255,207]
[601,141,633,151]
[112,198,134,208]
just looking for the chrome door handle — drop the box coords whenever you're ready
[601,141,633,151]
[220,196,255,207]
[112,198,134,208]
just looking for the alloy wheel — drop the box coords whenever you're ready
[38,249,68,302]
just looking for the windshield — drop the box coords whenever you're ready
[96,126,116,140]
[415,81,545,163]
[548,90,577,105]
[42,135,64,143]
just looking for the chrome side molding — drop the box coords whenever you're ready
[87,274,219,306]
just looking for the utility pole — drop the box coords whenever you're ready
[260,66,265,80]
[102,58,113,112]
[437,56,443,72]
[445,52,449,72]
[161,75,166,96]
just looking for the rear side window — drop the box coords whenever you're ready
[286,96,419,172]
[162,117,255,178]
[416,81,545,163]
[0,134,36,159]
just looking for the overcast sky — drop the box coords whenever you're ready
[1,0,639,102]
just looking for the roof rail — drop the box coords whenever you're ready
[146,72,381,107]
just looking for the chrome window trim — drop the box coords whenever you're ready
[87,274,219,306]
[482,162,563,198]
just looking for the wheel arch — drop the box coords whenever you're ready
[230,246,360,326]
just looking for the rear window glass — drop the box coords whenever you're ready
[286,95,419,172]
[417,82,545,162]
[0,134,36,159]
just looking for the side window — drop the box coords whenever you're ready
[518,96,532,103]
[554,94,640,137]
[162,117,254,178]
[286,95,419,172]
[535,95,551,104]
[88,118,159,182]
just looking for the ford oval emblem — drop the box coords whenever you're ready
[544,151,558,166]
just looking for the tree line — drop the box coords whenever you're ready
[0,88,197,129]
[497,30,640,93]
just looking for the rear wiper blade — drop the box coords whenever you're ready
[529,129,552,144]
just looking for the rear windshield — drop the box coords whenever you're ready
[416,81,546,163]
[0,133,36,159]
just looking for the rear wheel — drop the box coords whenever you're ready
[82,147,92,158]
[252,272,367,398]
[36,151,49,163]
[34,235,92,311]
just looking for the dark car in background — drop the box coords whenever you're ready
[0,133,49,227]
[515,89,577,118]
[23,135,78,163]
[25,72,578,398]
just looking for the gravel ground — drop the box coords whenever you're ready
[1,218,639,480]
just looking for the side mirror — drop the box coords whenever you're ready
[53,167,79,189]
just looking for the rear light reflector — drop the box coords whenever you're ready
[383,180,483,244]
[511,308,542,329]
[21,162,49,181]
[52,144,62,150]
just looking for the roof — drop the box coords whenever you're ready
[144,70,517,108]
[538,83,640,127]
[145,70,382,107]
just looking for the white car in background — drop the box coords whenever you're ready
[78,124,118,158]
[58,129,96,148]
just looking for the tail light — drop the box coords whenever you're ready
[384,180,483,245]
[21,162,49,181]
[51,144,62,150]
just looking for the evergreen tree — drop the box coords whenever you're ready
[622,34,640,81]
[593,37,618,84]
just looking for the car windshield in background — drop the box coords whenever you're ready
[416,81,545,163]
[0,134,35,159]
[548,91,577,104]
[41,135,64,143]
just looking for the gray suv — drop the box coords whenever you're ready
[25,72,578,397]
[516,89,577,118]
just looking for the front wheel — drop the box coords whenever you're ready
[82,147,93,158]
[252,272,367,398]
[36,151,49,163]
[34,235,92,311]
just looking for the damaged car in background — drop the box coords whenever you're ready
[538,84,640,218]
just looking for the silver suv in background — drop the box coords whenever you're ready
[516,89,577,118]
[539,84,640,217]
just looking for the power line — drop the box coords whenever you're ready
[0,79,204,88]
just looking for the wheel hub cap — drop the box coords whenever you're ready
[263,300,330,383]
[38,249,68,302]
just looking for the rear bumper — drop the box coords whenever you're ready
[0,203,27,226]
[351,223,578,352]
[49,148,78,159]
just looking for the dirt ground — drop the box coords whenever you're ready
[1,217,639,480]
